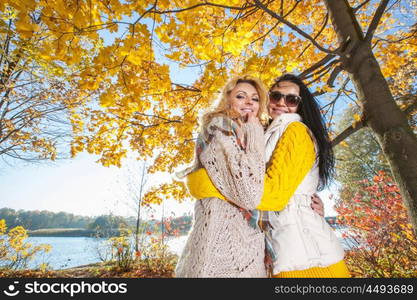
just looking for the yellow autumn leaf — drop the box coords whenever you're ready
[340,141,349,147]
[353,113,361,122]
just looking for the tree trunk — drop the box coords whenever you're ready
[135,162,147,253]
[324,0,417,232]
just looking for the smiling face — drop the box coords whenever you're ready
[268,81,300,119]
[229,82,260,117]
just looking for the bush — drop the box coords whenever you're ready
[0,219,52,270]
[108,227,135,272]
[136,235,178,277]
[335,171,417,277]
[99,223,178,277]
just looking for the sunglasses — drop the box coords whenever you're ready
[269,91,302,107]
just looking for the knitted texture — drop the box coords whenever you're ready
[175,117,267,278]
[257,122,315,211]
[186,122,315,212]
[273,260,351,278]
[200,122,266,210]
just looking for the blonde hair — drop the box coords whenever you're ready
[201,75,269,128]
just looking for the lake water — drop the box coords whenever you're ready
[18,230,351,270]
[24,236,189,270]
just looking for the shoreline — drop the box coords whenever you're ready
[28,228,188,238]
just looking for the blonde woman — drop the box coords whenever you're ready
[175,75,270,277]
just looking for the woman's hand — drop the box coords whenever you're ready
[311,193,324,217]
[246,112,261,125]
[236,112,261,150]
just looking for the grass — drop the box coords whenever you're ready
[0,256,178,278]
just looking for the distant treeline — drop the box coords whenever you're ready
[0,208,192,237]
[0,208,94,229]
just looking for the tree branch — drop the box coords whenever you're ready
[353,0,372,12]
[172,83,201,93]
[150,2,253,14]
[331,120,366,147]
[250,21,280,44]
[327,64,344,88]
[403,97,417,115]
[253,0,336,54]
[331,99,415,147]
[364,0,390,43]
[299,54,337,79]
[305,65,334,86]
[322,77,350,110]
[251,0,303,45]
[374,26,417,44]
[298,13,329,58]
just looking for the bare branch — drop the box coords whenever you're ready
[365,0,390,43]
[183,95,203,117]
[133,1,157,26]
[327,65,344,88]
[250,21,280,45]
[302,59,340,88]
[253,0,336,54]
[298,13,329,58]
[322,77,350,109]
[238,0,270,19]
[353,0,372,12]
[374,26,417,44]
[331,98,415,147]
[133,112,181,123]
[331,120,366,147]
[305,65,334,86]
[250,0,302,45]
[150,2,253,14]
[299,54,337,79]
[403,97,417,115]
[282,0,301,17]
[312,90,326,97]
[172,83,201,93]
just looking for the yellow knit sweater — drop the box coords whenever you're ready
[186,122,316,211]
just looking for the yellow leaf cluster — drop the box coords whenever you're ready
[0,219,6,235]
[0,220,52,268]
[143,180,189,205]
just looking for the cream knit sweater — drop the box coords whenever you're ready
[175,116,266,278]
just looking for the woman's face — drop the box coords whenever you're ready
[229,82,260,118]
[268,81,300,119]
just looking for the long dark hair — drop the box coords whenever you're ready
[271,74,335,190]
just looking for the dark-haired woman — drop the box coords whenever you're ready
[260,74,349,277]
[187,74,350,277]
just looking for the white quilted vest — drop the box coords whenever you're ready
[264,113,345,274]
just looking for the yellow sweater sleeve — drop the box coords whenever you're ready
[256,122,315,211]
[186,122,316,211]
[186,167,225,201]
